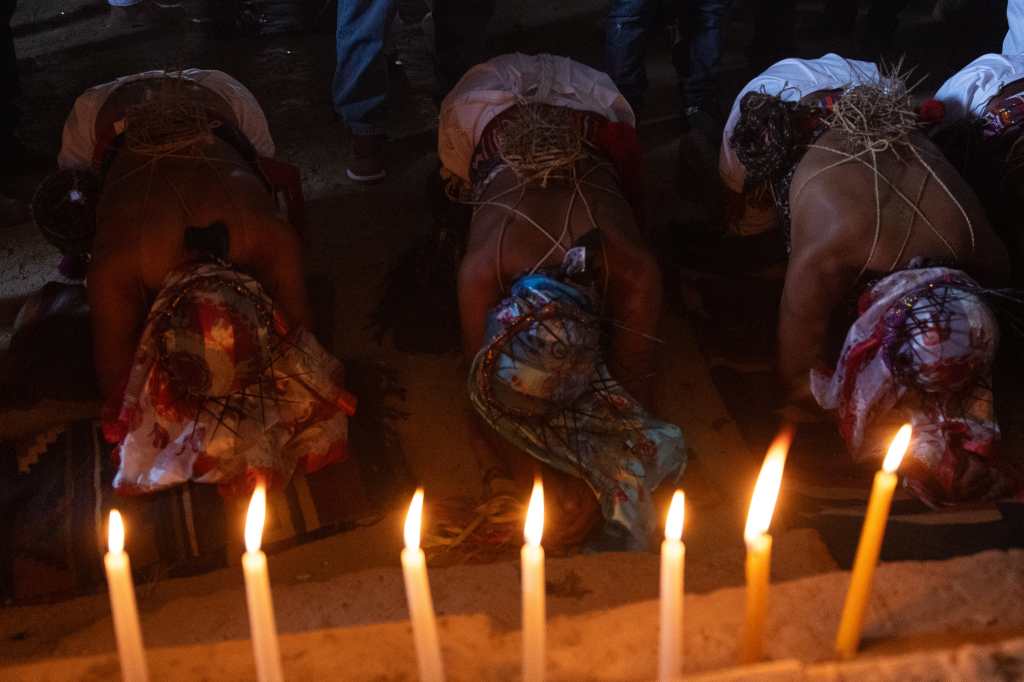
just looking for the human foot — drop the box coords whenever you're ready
[346,133,387,183]
[541,468,602,549]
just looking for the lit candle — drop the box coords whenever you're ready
[658,490,686,682]
[104,510,149,682]
[242,484,284,682]
[401,488,445,681]
[835,424,912,659]
[522,478,546,682]
[740,427,792,664]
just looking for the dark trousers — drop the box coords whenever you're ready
[1,0,17,143]
[432,0,496,98]
[333,0,494,132]
[823,0,913,44]
[605,0,732,112]
[747,0,795,73]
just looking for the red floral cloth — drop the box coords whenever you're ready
[811,267,1024,506]
[105,262,355,495]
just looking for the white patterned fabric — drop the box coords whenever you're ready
[934,53,1024,123]
[438,53,635,187]
[59,69,275,170]
[720,54,879,194]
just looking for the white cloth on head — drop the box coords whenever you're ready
[1005,0,1024,54]
[719,53,879,195]
[58,69,275,171]
[438,53,636,186]
[933,53,1024,123]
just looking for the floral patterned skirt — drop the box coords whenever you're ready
[468,271,684,550]
[105,261,356,495]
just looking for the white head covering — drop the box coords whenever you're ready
[719,53,879,194]
[933,53,1024,123]
[438,53,635,186]
[59,69,275,170]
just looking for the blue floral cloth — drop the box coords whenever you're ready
[468,271,685,550]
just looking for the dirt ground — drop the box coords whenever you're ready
[0,0,1020,663]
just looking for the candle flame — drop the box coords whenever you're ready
[524,478,544,546]
[744,427,792,543]
[108,509,125,554]
[404,488,424,551]
[665,490,685,542]
[882,424,912,473]
[245,484,267,553]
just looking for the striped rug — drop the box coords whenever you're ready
[0,358,410,604]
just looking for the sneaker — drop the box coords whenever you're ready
[346,133,387,183]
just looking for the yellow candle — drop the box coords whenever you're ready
[242,484,284,682]
[104,510,149,682]
[658,490,686,682]
[401,488,445,681]
[522,479,546,682]
[835,424,912,659]
[740,428,792,664]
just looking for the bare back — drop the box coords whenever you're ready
[94,138,281,292]
[790,130,1008,284]
[464,159,646,292]
[457,155,663,406]
[778,129,1010,394]
[86,78,309,398]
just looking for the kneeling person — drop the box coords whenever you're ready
[442,54,684,550]
[42,69,354,494]
[727,69,1019,504]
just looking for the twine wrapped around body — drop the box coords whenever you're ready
[791,64,976,275]
[123,75,221,158]
[492,103,587,186]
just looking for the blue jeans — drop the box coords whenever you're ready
[333,0,396,135]
[605,0,732,112]
[333,0,495,134]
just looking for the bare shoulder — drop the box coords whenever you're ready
[788,165,865,271]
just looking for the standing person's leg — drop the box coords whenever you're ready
[673,0,732,118]
[822,0,859,36]
[1,0,19,158]
[0,0,28,228]
[606,0,659,113]
[431,0,495,100]
[333,0,396,182]
[865,0,911,49]
[746,0,796,73]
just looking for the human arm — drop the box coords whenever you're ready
[604,237,663,408]
[88,250,146,401]
[457,248,501,362]
[245,221,313,331]
[777,220,860,402]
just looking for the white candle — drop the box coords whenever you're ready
[740,428,792,664]
[242,484,284,682]
[104,510,149,682]
[401,488,445,681]
[658,490,686,682]
[522,479,546,682]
